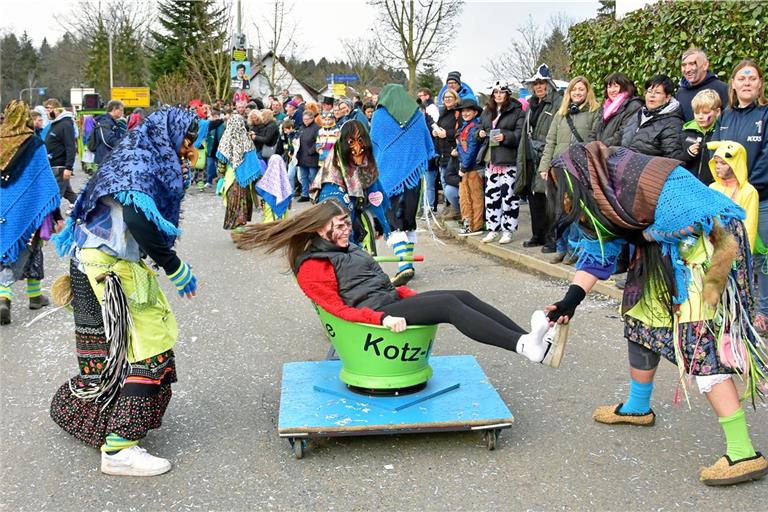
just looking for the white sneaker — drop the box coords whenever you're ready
[101,445,172,476]
[517,310,551,363]
[498,232,514,244]
[481,232,499,243]
[541,322,570,369]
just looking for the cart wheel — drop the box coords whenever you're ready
[484,429,499,451]
[289,438,306,459]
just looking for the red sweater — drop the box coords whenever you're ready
[296,258,417,324]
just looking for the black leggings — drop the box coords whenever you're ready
[379,290,526,352]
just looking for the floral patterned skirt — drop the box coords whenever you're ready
[223,182,254,229]
[49,262,177,448]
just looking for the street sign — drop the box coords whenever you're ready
[111,86,150,107]
[38,88,46,95]
[332,84,347,97]
[326,74,359,83]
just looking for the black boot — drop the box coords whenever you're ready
[29,295,50,310]
[0,298,10,325]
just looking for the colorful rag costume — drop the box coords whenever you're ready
[312,121,390,255]
[216,114,266,230]
[0,101,61,320]
[50,108,198,451]
[371,84,436,280]
[555,142,767,400]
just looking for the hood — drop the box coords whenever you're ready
[708,140,748,187]
[658,96,681,116]
[50,111,75,124]
[679,72,720,90]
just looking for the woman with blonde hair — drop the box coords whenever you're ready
[249,108,280,157]
[537,76,599,263]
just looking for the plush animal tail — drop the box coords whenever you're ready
[703,221,739,307]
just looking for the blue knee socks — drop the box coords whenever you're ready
[619,379,653,414]
[393,241,414,273]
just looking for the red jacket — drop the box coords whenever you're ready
[296,259,416,324]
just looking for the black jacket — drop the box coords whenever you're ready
[621,98,686,161]
[681,122,716,185]
[477,100,525,166]
[45,114,77,169]
[434,107,460,166]
[250,122,279,153]
[592,97,643,147]
[296,122,320,168]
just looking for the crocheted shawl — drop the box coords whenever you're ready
[0,142,60,265]
[0,101,34,173]
[55,108,198,255]
[255,155,292,218]
[557,141,745,304]
[216,114,265,188]
[313,145,378,199]
[371,85,436,197]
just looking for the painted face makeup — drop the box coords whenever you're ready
[323,214,352,247]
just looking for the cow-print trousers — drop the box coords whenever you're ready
[484,168,519,233]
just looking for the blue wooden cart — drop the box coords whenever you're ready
[278,355,514,459]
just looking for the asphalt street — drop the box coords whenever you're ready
[2,183,767,511]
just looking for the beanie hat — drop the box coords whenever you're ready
[446,71,462,84]
[288,99,301,108]
[490,80,514,94]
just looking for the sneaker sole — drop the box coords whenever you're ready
[701,466,768,486]
[101,463,172,477]
[546,323,569,369]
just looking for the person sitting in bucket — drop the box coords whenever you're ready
[232,199,568,367]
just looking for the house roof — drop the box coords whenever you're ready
[251,51,321,99]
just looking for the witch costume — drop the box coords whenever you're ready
[548,141,768,486]
[49,108,199,476]
[216,113,265,230]
[370,84,436,284]
[0,100,61,325]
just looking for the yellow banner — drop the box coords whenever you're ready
[332,83,346,97]
[111,87,151,107]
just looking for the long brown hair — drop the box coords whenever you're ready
[232,199,348,272]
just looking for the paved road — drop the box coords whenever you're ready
[2,186,767,511]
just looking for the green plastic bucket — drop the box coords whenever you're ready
[315,305,437,389]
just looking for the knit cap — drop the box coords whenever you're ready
[446,71,462,84]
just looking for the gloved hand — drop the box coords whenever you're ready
[168,261,197,298]
[545,284,586,323]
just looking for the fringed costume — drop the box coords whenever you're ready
[0,101,61,324]
[49,108,199,474]
[371,84,436,284]
[552,141,768,485]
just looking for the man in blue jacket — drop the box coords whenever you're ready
[92,100,126,165]
[675,48,729,122]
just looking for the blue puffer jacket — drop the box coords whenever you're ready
[713,103,768,200]
[92,114,125,164]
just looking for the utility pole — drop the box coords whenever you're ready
[237,0,242,34]
[108,30,114,98]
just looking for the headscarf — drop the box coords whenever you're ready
[57,108,197,254]
[215,114,265,187]
[0,101,34,172]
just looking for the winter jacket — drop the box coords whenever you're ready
[434,107,461,166]
[44,112,77,169]
[296,122,321,168]
[675,72,729,122]
[477,99,525,166]
[538,104,598,175]
[680,119,716,184]
[712,103,768,200]
[621,98,686,161]
[250,122,279,153]
[205,119,226,157]
[592,96,643,147]
[456,118,481,171]
[92,113,125,165]
[708,140,758,249]
[516,86,563,194]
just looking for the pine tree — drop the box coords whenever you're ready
[539,27,570,80]
[150,0,228,82]
[415,63,442,96]
[597,0,616,18]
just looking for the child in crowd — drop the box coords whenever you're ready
[682,89,721,184]
[316,113,339,164]
[454,98,484,236]
[708,140,758,251]
[281,118,299,197]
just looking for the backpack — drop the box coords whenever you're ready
[86,128,99,152]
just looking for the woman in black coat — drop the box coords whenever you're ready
[592,72,643,146]
[475,82,525,245]
[432,88,461,219]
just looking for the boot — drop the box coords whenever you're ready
[0,298,10,325]
[29,295,50,310]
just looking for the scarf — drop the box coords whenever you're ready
[255,155,292,218]
[602,92,628,121]
[216,114,264,188]
[557,141,745,304]
[54,108,197,255]
[0,100,34,172]
[371,85,436,197]
[1,142,60,265]
[527,95,545,130]
[314,147,377,198]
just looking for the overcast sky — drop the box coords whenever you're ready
[2,0,601,89]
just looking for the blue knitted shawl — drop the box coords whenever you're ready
[371,106,435,198]
[0,142,60,265]
[54,108,197,256]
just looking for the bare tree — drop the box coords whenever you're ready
[253,0,300,95]
[185,2,233,103]
[484,16,545,86]
[369,0,463,94]
[340,38,390,92]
